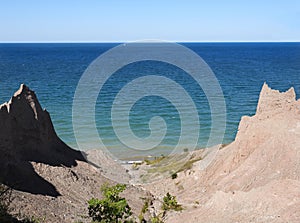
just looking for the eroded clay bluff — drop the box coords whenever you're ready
[0,84,143,223]
[0,84,85,195]
[144,83,300,223]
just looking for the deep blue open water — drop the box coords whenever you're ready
[0,43,299,158]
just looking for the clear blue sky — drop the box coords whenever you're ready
[0,0,299,42]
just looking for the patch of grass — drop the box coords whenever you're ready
[146,153,188,174]
[144,155,165,165]
[140,152,203,183]
[132,162,142,170]
[176,156,202,173]
[150,216,164,223]
[150,154,202,174]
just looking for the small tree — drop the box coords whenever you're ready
[88,183,133,223]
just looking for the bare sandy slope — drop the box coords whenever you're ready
[142,83,300,222]
[10,161,150,223]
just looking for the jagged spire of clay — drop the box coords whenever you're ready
[256,82,296,115]
[0,84,85,195]
[0,84,57,149]
[12,83,43,119]
[165,83,300,222]
[203,82,300,192]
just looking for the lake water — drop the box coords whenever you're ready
[0,42,299,158]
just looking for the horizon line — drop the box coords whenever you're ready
[0,40,299,44]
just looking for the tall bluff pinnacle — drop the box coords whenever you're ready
[0,84,85,195]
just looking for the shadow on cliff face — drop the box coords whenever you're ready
[0,160,61,197]
[0,84,86,197]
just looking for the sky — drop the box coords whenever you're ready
[0,0,299,42]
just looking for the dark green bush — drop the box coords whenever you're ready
[88,183,133,223]
[171,173,177,179]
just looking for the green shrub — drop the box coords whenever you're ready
[88,183,133,223]
[162,193,182,211]
[171,173,177,179]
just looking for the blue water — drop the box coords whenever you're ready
[0,43,299,158]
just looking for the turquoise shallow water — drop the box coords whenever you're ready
[0,43,299,158]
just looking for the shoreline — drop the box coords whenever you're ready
[82,144,231,164]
